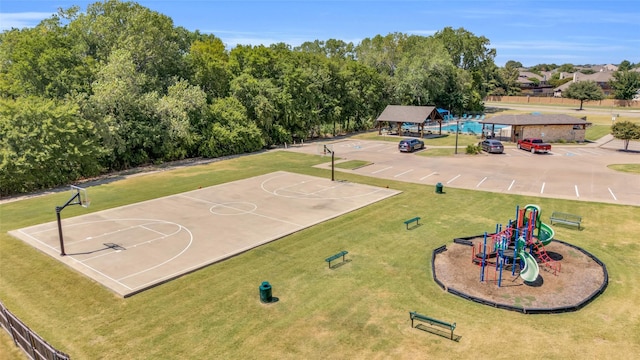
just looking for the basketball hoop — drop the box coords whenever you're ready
[56,185,91,255]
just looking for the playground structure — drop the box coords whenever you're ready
[433,202,607,313]
[472,204,560,287]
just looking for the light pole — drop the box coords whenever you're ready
[454,120,459,154]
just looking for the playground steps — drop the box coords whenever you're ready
[531,238,560,275]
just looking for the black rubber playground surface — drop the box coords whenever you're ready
[10,171,400,297]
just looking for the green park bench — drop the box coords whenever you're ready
[409,311,456,340]
[403,216,421,230]
[325,250,348,269]
[550,212,582,229]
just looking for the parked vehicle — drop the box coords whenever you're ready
[398,138,425,152]
[517,138,551,153]
[479,139,504,154]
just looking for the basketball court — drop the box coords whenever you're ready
[9,171,401,297]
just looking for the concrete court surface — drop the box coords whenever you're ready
[288,139,640,206]
[9,171,400,297]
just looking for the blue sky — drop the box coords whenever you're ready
[1,0,639,67]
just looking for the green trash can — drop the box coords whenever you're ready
[259,281,272,303]
[435,182,443,194]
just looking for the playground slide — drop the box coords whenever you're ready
[524,204,555,246]
[538,221,555,245]
[518,250,540,283]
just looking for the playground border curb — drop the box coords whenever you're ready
[432,235,609,315]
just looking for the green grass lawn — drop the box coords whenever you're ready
[1,151,640,359]
[608,164,640,174]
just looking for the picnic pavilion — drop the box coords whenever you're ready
[376,105,444,138]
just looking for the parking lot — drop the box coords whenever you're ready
[288,139,640,206]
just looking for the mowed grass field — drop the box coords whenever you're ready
[1,150,640,359]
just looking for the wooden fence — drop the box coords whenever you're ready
[0,301,70,360]
[485,95,640,108]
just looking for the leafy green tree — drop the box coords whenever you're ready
[433,27,496,71]
[491,64,521,96]
[355,32,407,76]
[432,27,497,110]
[230,73,281,144]
[393,36,451,105]
[200,97,264,157]
[0,97,102,195]
[155,79,208,159]
[504,60,522,69]
[187,36,231,100]
[618,60,632,71]
[548,72,573,88]
[562,80,605,110]
[0,18,94,99]
[70,0,189,90]
[296,39,355,60]
[530,63,557,72]
[611,120,640,151]
[609,69,640,100]
[557,63,576,73]
[87,49,161,168]
[338,61,385,131]
[435,67,470,114]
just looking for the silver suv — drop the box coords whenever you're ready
[398,138,425,152]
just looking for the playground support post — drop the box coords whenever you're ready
[480,232,487,282]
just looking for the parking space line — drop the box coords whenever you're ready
[447,174,461,184]
[608,188,618,201]
[372,166,392,174]
[575,185,580,198]
[420,172,437,180]
[394,169,414,178]
[540,182,546,194]
[508,180,515,191]
[476,177,487,188]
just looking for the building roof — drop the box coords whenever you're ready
[375,105,443,124]
[481,114,592,126]
[554,71,615,92]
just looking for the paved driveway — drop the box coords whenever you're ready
[287,139,640,206]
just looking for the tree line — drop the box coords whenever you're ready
[1,0,637,195]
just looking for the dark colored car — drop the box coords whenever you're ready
[479,139,504,154]
[398,138,425,152]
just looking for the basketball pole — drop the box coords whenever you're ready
[55,191,82,256]
[324,145,335,181]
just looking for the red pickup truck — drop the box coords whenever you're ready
[517,138,551,153]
